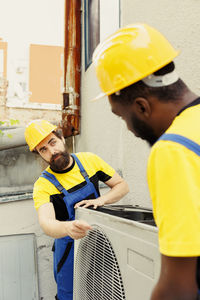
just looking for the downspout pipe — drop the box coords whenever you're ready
[62,0,81,138]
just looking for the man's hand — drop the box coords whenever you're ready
[74,198,105,210]
[75,172,129,210]
[65,220,92,240]
[38,203,92,239]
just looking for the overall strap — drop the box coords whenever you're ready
[158,133,200,156]
[71,154,90,183]
[41,170,68,194]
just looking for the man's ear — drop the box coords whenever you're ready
[133,97,151,118]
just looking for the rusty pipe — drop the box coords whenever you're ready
[62,0,81,138]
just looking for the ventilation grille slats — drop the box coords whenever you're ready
[74,226,126,300]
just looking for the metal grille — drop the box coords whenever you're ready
[74,226,126,300]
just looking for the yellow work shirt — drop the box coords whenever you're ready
[148,103,200,256]
[33,152,115,218]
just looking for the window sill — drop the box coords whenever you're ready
[6,97,62,111]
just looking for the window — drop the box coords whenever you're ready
[29,44,63,105]
[84,0,100,69]
[0,0,65,109]
[84,0,120,70]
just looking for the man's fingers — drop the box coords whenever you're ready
[82,202,93,208]
[74,200,87,208]
[75,201,100,209]
[74,220,92,230]
[74,201,83,208]
[73,232,87,240]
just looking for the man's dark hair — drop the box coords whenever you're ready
[53,128,63,139]
[110,62,188,105]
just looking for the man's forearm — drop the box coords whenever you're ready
[151,283,198,300]
[99,180,129,205]
[39,217,92,240]
[39,218,70,238]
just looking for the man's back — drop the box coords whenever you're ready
[148,100,200,257]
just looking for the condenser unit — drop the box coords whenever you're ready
[74,205,160,300]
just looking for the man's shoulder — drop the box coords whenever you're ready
[75,151,95,158]
[151,104,200,155]
[34,166,52,188]
[74,151,98,162]
[74,152,112,169]
[166,104,200,142]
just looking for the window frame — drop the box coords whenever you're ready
[84,0,100,70]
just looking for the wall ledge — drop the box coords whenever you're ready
[6,98,61,111]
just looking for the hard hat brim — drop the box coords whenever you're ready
[90,92,107,102]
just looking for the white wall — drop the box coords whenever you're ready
[121,0,200,95]
[76,0,200,209]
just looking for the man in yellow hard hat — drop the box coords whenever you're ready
[24,119,129,300]
[93,23,200,299]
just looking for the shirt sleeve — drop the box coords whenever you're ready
[33,177,57,210]
[147,141,200,256]
[88,152,116,181]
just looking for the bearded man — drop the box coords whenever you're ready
[25,119,129,300]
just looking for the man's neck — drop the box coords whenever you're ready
[152,90,199,138]
[177,91,199,111]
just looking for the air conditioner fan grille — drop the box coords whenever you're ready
[74,226,126,300]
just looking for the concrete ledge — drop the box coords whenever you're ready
[0,127,26,150]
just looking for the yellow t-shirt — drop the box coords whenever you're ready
[33,152,115,219]
[148,103,200,256]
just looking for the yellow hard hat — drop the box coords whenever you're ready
[92,23,179,99]
[25,119,57,151]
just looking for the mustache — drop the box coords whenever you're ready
[50,152,63,163]
[49,150,70,172]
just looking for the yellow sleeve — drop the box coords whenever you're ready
[77,152,116,180]
[148,141,200,256]
[33,177,59,211]
[91,153,116,178]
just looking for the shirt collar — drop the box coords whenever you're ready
[177,97,200,116]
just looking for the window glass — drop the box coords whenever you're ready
[85,0,100,69]
[84,0,120,70]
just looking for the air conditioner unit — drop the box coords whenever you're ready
[74,205,160,300]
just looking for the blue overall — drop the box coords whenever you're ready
[40,154,99,300]
[158,133,200,294]
[158,133,200,157]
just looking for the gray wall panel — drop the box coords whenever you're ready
[0,234,39,300]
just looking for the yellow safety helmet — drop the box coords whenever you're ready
[92,23,179,100]
[25,119,57,151]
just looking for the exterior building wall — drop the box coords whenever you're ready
[0,1,64,298]
[0,77,8,110]
[76,0,200,209]
[0,144,56,299]
[1,106,62,127]
[0,137,73,299]
[121,0,200,96]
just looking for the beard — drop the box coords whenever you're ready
[131,114,158,146]
[49,150,70,172]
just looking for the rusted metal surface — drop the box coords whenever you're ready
[62,0,81,138]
